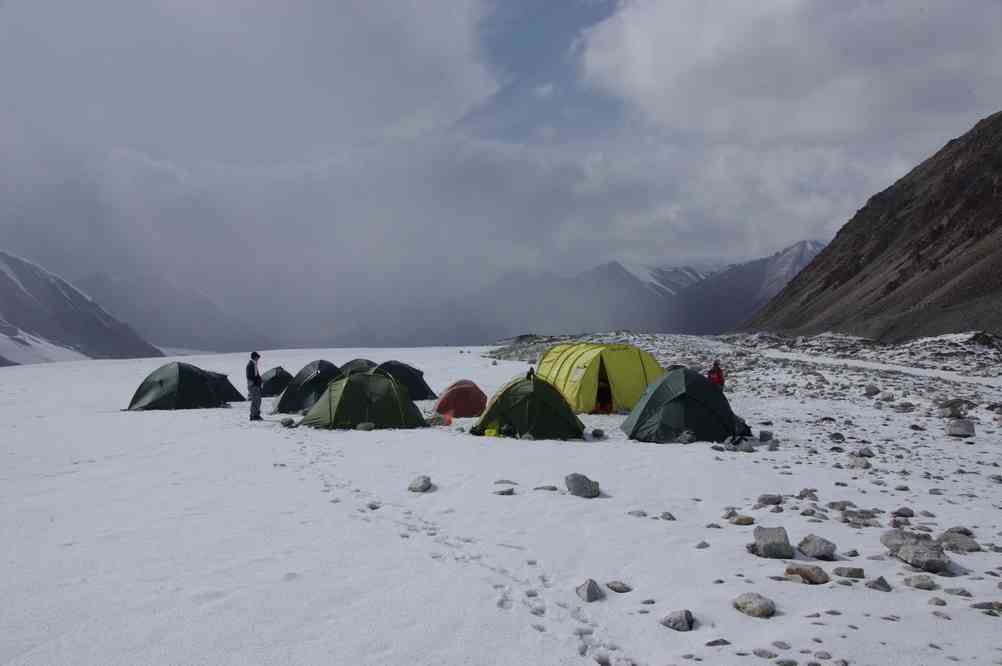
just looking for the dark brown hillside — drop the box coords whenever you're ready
[748,111,1002,341]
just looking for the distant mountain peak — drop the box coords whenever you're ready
[0,249,162,364]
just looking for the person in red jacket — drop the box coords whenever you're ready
[707,359,725,390]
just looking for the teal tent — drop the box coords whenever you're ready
[621,367,747,443]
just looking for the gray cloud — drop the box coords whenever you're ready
[1,0,1000,345]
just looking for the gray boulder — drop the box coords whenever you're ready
[798,534,837,560]
[866,576,892,592]
[606,581,632,593]
[576,579,605,602]
[938,527,981,553]
[905,574,938,591]
[661,609,695,631]
[756,493,784,506]
[947,419,975,438]
[749,526,795,559]
[833,567,865,579]
[565,473,600,498]
[881,529,951,573]
[733,592,776,618]
[408,475,433,493]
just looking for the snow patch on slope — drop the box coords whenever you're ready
[757,240,826,301]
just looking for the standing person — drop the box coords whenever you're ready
[247,351,263,421]
[707,359,725,391]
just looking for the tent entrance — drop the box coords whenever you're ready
[592,360,613,414]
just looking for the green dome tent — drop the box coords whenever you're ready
[300,373,426,430]
[128,362,245,411]
[261,366,293,397]
[341,358,377,376]
[471,371,584,440]
[621,367,748,443]
[274,360,342,414]
[370,360,436,400]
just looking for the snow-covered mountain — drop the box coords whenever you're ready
[331,247,816,346]
[0,250,163,364]
[676,240,827,334]
[756,240,827,302]
[615,262,712,298]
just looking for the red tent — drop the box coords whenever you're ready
[434,379,487,418]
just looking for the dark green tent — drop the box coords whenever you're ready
[261,366,293,397]
[300,373,426,430]
[341,358,377,376]
[128,362,245,411]
[621,367,748,443]
[274,360,342,414]
[471,371,584,440]
[371,360,436,400]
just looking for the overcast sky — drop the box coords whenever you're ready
[2,0,1001,340]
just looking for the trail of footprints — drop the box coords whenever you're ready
[281,430,638,665]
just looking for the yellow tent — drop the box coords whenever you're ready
[536,343,664,414]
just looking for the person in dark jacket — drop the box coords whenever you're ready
[707,359,725,390]
[247,351,263,421]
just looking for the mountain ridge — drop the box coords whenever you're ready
[748,111,1002,341]
[0,249,163,364]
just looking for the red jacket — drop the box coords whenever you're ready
[707,367,725,387]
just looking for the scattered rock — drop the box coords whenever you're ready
[591,428,605,440]
[733,592,776,618]
[576,579,605,602]
[606,581,632,593]
[749,526,795,559]
[938,527,981,553]
[408,475,433,493]
[866,576,892,592]
[947,419,975,438]
[881,529,951,573]
[786,564,830,585]
[660,511,677,521]
[493,487,515,496]
[533,485,558,491]
[799,534,837,560]
[756,493,784,506]
[833,567,865,579]
[356,422,376,431]
[731,515,755,526]
[905,575,938,591]
[661,609,695,632]
[759,430,774,442]
[565,473,600,498]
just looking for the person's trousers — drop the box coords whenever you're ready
[248,385,262,419]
